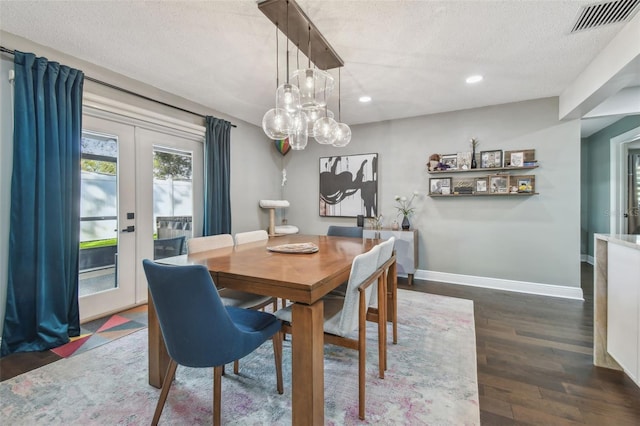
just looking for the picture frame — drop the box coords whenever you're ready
[456,152,472,170]
[480,150,503,168]
[475,177,488,193]
[319,153,378,217]
[488,174,509,194]
[429,177,452,195]
[511,174,535,193]
[504,149,536,166]
[440,154,458,170]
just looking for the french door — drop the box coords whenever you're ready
[79,108,203,322]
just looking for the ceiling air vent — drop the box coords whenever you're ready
[571,0,640,32]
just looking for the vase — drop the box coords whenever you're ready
[401,215,410,230]
[471,149,477,169]
[391,220,399,230]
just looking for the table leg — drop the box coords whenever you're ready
[407,273,414,286]
[291,301,324,425]
[148,290,170,389]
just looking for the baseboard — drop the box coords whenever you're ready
[581,254,594,265]
[414,269,584,300]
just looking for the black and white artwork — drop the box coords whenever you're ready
[319,153,378,217]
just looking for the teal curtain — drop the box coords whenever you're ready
[1,51,84,356]
[203,116,232,235]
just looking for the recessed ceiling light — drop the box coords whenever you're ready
[466,75,483,84]
[358,95,372,103]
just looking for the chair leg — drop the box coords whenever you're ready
[233,360,239,375]
[272,331,284,394]
[377,274,387,376]
[358,291,367,420]
[152,359,178,426]
[213,365,223,426]
[390,261,398,345]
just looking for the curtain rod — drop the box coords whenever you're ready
[0,46,236,128]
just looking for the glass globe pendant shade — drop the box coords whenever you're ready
[288,111,309,150]
[291,68,335,109]
[332,122,352,147]
[262,108,293,140]
[275,83,301,113]
[306,107,334,137]
[313,116,338,145]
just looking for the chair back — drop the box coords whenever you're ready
[235,230,269,245]
[327,225,363,238]
[187,234,234,254]
[142,259,243,368]
[154,236,185,259]
[333,244,381,335]
[370,237,395,307]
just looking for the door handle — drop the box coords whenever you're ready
[121,225,135,233]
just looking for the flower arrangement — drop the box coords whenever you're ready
[394,191,420,218]
[367,214,384,230]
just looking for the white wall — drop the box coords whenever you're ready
[284,98,582,291]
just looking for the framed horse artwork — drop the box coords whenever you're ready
[319,153,378,218]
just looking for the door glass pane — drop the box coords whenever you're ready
[79,131,118,296]
[153,147,193,259]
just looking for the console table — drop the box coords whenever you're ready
[363,228,418,285]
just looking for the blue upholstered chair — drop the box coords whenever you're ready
[142,260,283,426]
[275,245,383,420]
[327,225,364,238]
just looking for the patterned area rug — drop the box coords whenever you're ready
[50,305,148,358]
[0,290,479,425]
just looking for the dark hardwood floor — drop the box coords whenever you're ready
[2,263,639,424]
[399,262,640,425]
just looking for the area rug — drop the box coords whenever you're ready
[50,305,148,358]
[0,290,479,425]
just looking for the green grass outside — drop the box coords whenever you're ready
[80,234,159,249]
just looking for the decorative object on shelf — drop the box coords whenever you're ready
[394,191,420,229]
[319,153,378,217]
[504,149,536,167]
[259,0,350,149]
[441,154,458,170]
[475,177,488,193]
[430,177,452,195]
[456,152,472,170]
[480,150,503,168]
[391,220,399,230]
[427,153,442,171]
[489,174,509,194]
[453,179,474,195]
[512,175,535,193]
[470,138,479,169]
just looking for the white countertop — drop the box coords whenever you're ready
[595,234,640,251]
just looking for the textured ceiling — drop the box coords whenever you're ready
[0,0,636,129]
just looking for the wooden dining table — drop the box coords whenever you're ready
[150,233,379,425]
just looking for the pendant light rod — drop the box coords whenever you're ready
[258,0,344,70]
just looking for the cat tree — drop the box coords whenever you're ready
[259,200,299,236]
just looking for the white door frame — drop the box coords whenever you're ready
[610,125,640,234]
[81,93,205,320]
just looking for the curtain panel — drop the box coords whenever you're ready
[203,116,232,236]
[1,51,84,356]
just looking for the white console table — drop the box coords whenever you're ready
[363,228,418,285]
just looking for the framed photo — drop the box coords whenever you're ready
[480,150,503,168]
[440,154,458,170]
[429,177,452,195]
[475,177,488,193]
[319,153,378,217]
[489,175,509,194]
[511,175,535,193]
[456,152,472,170]
[505,149,536,167]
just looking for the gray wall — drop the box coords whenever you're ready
[284,98,582,288]
[582,115,640,257]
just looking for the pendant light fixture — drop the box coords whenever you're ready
[332,68,351,147]
[259,0,348,149]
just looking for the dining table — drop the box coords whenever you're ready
[150,233,379,425]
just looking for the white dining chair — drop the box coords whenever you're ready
[234,230,269,245]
